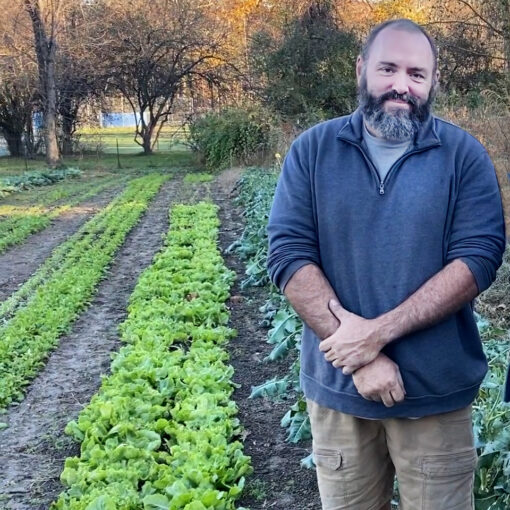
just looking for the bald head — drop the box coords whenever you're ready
[361,19,438,74]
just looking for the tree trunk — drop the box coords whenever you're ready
[140,120,154,154]
[60,103,75,155]
[3,130,24,157]
[25,0,60,167]
[61,134,73,155]
[45,54,59,165]
[142,129,153,154]
[24,115,36,158]
[61,129,73,156]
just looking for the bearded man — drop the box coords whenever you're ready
[267,18,506,510]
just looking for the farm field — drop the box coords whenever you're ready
[2,0,509,507]
[0,159,321,510]
[0,155,508,509]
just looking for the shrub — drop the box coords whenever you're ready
[250,3,358,125]
[187,106,278,171]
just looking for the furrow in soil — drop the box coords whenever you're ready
[213,168,321,510]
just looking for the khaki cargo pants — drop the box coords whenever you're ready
[308,400,477,510]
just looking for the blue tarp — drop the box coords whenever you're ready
[101,112,148,127]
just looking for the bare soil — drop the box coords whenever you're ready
[213,168,321,510]
[0,179,181,510]
[0,185,123,302]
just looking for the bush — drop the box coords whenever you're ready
[187,106,278,171]
[250,3,358,125]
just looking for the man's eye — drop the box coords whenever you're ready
[381,67,394,73]
[412,73,425,80]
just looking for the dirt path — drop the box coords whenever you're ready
[213,168,321,510]
[0,185,123,302]
[0,178,181,510]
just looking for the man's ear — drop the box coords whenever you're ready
[431,69,440,96]
[356,55,363,86]
[434,69,440,92]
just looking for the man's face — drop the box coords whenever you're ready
[357,27,438,141]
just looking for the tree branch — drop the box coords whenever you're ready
[454,0,504,36]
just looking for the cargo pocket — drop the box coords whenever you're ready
[421,449,477,510]
[313,448,343,471]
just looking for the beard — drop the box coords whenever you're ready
[358,75,434,142]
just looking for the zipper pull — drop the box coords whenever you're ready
[379,182,385,195]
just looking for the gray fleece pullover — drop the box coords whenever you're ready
[267,108,506,419]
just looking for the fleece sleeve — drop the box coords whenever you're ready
[267,135,321,291]
[446,149,506,293]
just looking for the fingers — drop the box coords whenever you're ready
[318,338,331,352]
[380,391,395,407]
[331,357,342,367]
[324,350,337,362]
[359,392,380,402]
[390,382,405,403]
[357,382,405,406]
[342,364,357,375]
[331,358,360,374]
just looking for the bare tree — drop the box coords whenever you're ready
[453,0,510,73]
[97,0,229,154]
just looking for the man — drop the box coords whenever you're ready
[267,18,506,510]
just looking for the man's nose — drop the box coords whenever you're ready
[391,72,409,95]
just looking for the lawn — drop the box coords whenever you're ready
[77,125,189,154]
[0,151,197,178]
[0,126,194,177]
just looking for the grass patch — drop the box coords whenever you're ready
[183,172,214,183]
[0,151,196,178]
[246,479,268,502]
[77,126,188,154]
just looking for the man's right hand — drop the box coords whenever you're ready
[352,353,406,407]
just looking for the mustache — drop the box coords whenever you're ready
[376,90,419,108]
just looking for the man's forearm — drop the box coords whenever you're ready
[285,263,406,405]
[375,259,479,347]
[284,264,339,340]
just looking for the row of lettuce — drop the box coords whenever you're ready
[0,172,128,254]
[232,168,510,508]
[52,202,251,509]
[0,174,167,411]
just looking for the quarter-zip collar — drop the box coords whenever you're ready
[336,107,442,150]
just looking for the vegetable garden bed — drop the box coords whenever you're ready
[0,174,127,253]
[53,202,251,510]
[0,174,168,410]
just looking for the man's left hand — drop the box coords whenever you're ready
[319,299,384,374]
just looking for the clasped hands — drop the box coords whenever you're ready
[319,299,406,407]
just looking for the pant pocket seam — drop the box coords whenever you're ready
[313,448,343,471]
[420,449,477,477]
